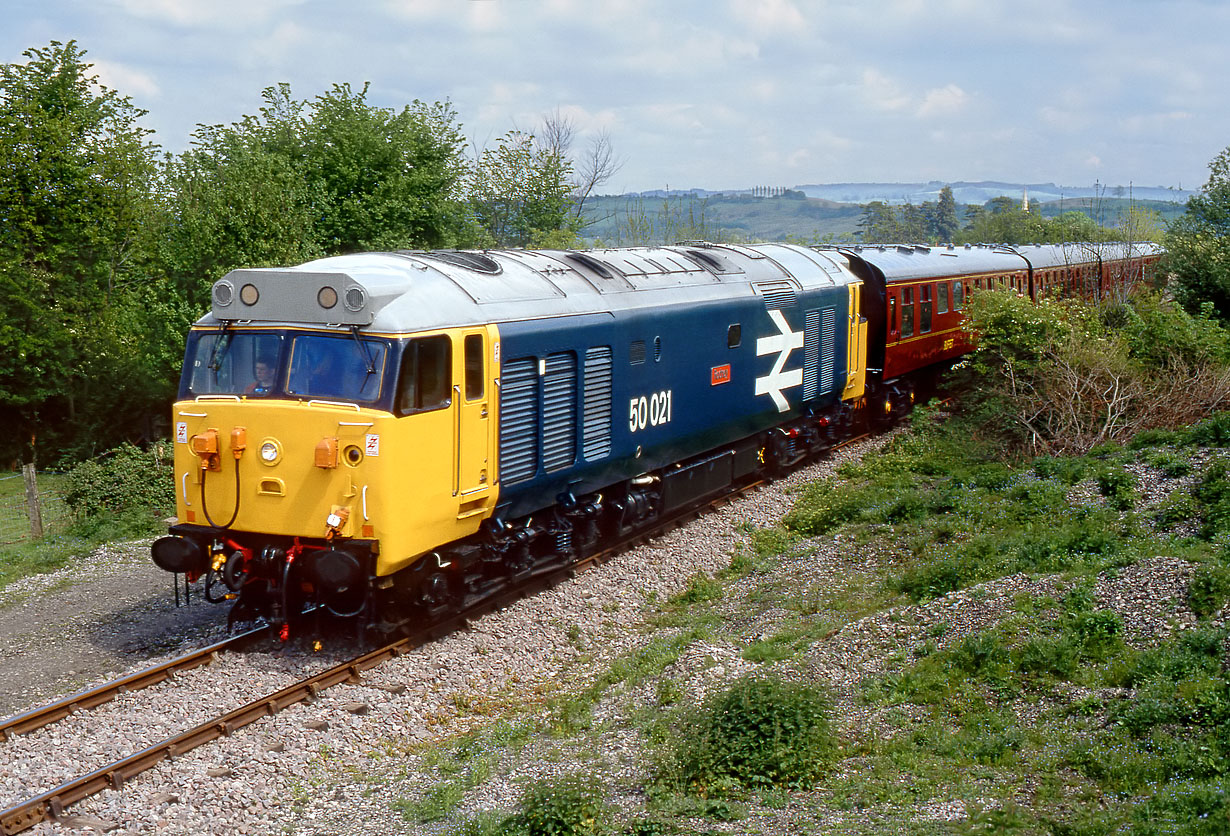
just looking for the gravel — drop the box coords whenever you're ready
[0,434,1215,835]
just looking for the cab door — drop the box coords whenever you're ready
[455,328,494,502]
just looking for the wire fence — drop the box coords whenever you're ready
[0,470,72,546]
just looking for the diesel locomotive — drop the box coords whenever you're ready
[150,240,1160,632]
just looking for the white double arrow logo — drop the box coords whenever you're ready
[755,309,803,412]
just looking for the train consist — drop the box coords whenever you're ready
[151,240,1161,632]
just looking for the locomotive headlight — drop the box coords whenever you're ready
[259,439,282,465]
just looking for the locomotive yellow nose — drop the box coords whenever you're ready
[190,429,221,472]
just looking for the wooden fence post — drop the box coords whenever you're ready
[22,463,44,539]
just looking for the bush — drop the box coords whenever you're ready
[61,441,175,532]
[1194,461,1230,539]
[1096,467,1137,511]
[501,775,611,836]
[664,675,835,797]
[1189,564,1230,617]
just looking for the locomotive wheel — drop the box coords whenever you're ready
[417,571,455,615]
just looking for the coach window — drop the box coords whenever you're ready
[464,334,484,401]
[938,282,949,315]
[954,280,965,310]
[901,288,914,338]
[888,296,898,339]
[920,285,933,333]
[395,335,452,415]
[727,324,741,348]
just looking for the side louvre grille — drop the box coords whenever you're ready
[803,309,820,400]
[583,346,613,460]
[755,280,797,309]
[820,307,837,392]
[542,352,577,472]
[499,358,539,484]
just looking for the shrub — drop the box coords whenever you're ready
[1194,461,1230,539]
[1096,467,1137,511]
[1187,411,1230,447]
[501,775,611,836]
[664,675,835,797]
[1189,564,1230,617]
[61,441,175,532]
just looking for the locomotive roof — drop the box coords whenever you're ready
[201,243,859,333]
[840,241,1161,282]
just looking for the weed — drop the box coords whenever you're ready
[658,674,835,797]
[1189,563,1230,617]
[500,775,612,836]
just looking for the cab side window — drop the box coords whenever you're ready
[396,335,452,415]
[464,334,484,401]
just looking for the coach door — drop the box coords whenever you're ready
[455,328,494,509]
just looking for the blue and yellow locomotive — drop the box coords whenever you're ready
[151,244,869,629]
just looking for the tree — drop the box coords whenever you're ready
[538,109,623,222]
[469,130,577,248]
[160,83,474,308]
[0,41,165,463]
[1165,144,1230,319]
[858,201,901,243]
[932,186,959,242]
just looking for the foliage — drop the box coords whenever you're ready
[1188,562,1230,617]
[1165,144,1230,320]
[499,775,612,836]
[958,289,1230,456]
[659,674,835,797]
[856,187,960,243]
[0,41,167,464]
[160,82,475,309]
[61,441,175,532]
[469,130,578,248]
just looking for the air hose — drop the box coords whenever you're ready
[200,461,241,529]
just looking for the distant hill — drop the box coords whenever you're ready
[626,181,1195,206]
[579,185,1190,246]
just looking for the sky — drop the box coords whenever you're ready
[4,0,1226,195]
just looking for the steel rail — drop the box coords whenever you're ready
[0,435,873,834]
[0,625,269,743]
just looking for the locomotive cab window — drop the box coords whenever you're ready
[464,334,484,401]
[395,335,452,415]
[183,331,286,397]
[287,334,388,402]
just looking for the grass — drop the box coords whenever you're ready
[289,409,1230,833]
[0,468,170,597]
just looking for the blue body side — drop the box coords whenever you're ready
[495,284,851,519]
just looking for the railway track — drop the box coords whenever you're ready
[0,435,875,834]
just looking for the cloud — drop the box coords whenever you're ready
[107,0,306,27]
[729,0,808,37]
[90,59,160,100]
[860,68,910,112]
[917,84,967,117]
